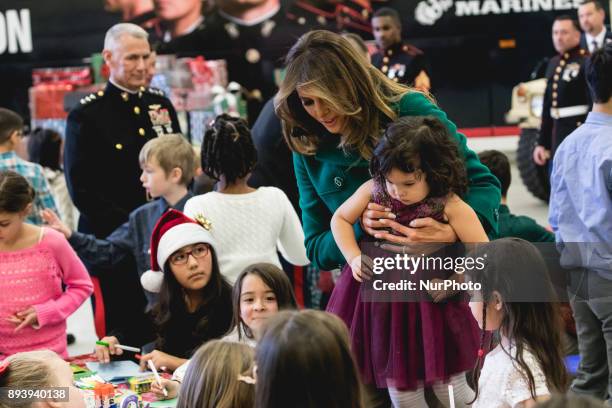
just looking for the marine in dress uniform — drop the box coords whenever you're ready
[371,41,428,86]
[64,81,180,238]
[538,46,591,157]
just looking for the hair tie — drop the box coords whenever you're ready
[237,375,256,385]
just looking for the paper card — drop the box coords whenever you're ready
[85,361,146,382]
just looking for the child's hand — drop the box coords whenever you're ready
[140,350,182,372]
[350,254,374,282]
[41,209,72,238]
[6,307,39,332]
[150,378,179,400]
[95,336,122,363]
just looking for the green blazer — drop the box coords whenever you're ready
[293,92,502,270]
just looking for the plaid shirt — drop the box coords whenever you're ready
[0,151,59,225]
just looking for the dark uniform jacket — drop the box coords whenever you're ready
[538,46,590,156]
[372,41,428,86]
[64,81,180,238]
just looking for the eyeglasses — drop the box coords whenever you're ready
[169,244,210,265]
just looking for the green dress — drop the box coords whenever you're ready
[293,91,501,270]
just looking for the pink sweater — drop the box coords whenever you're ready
[0,228,93,359]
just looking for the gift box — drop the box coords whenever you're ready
[29,84,74,119]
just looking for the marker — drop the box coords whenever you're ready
[147,359,168,397]
[448,384,455,408]
[96,340,141,353]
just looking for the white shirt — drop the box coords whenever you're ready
[585,28,608,53]
[184,187,309,283]
[473,344,550,408]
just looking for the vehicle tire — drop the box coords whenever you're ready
[516,127,550,202]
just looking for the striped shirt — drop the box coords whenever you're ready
[0,151,58,225]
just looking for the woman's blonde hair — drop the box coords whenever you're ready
[177,340,255,408]
[275,30,421,159]
[0,350,59,408]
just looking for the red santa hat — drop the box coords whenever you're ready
[141,209,215,293]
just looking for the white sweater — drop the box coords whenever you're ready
[183,187,309,283]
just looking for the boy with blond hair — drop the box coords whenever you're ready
[44,134,196,309]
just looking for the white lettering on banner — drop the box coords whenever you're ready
[416,0,581,24]
[0,9,32,55]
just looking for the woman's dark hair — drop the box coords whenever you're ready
[201,114,257,184]
[468,238,569,403]
[153,245,232,350]
[255,310,363,408]
[27,128,62,171]
[370,116,468,198]
[230,263,298,340]
[0,170,35,213]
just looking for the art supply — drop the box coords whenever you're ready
[96,340,141,353]
[147,360,168,398]
[448,384,455,408]
[94,383,116,408]
[86,361,143,382]
[128,375,155,394]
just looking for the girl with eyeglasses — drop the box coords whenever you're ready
[94,209,233,372]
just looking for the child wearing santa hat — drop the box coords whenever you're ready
[94,209,233,372]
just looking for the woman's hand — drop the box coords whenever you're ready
[94,336,122,363]
[360,202,396,237]
[150,378,180,400]
[6,307,39,332]
[139,350,185,372]
[374,217,458,244]
[349,254,373,282]
[41,209,72,238]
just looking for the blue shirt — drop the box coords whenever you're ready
[68,192,193,307]
[0,151,59,225]
[549,112,612,278]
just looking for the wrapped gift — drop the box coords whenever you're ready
[29,84,74,119]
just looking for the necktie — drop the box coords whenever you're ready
[592,40,599,52]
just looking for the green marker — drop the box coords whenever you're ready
[96,340,140,353]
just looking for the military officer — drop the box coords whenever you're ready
[65,23,180,238]
[64,23,180,345]
[534,16,590,167]
[371,7,431,91]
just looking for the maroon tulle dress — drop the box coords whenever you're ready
[326,181,480,390]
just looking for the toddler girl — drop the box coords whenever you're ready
[329,116,488,407]
[0,170,92,358]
